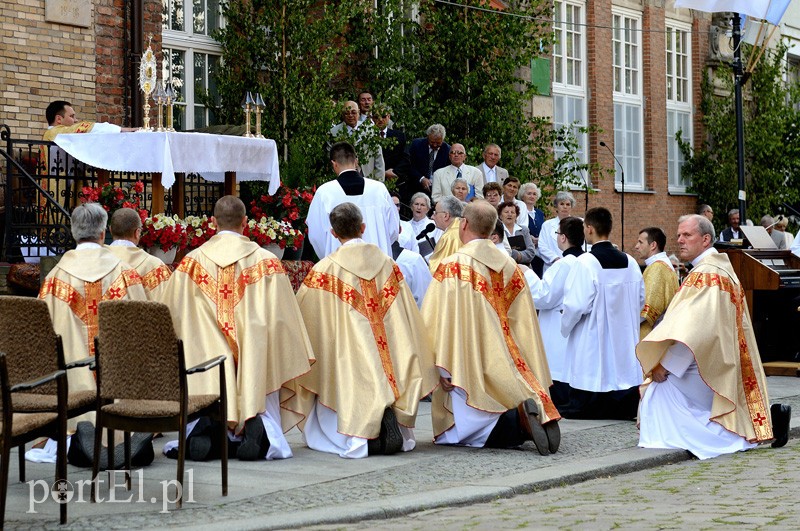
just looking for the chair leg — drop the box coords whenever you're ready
[57,424,67,524]
[107,428,115,472]
[91,421,103,503]
[124,432,131,491]
[17,443,25,483]
[176,422,187,510]
[0,445,10,524]
[220,410,228,497]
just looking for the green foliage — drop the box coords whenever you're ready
[679,43,800,229]
[211,0,598,205]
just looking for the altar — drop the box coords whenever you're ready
[53,131,281,215]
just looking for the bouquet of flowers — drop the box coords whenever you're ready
[139,213,188,252]
[184,215,217,250]
[249,186,314,229]
[79,180,148,221]
[244,216,304,250]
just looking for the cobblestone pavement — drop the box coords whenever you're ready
[318,439,800,530]
[4,377,799,529]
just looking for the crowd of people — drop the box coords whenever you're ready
[31,98,795,467]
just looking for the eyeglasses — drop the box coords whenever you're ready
[343,110,359,115]
[450,151,465,155]
[555,231,562,235]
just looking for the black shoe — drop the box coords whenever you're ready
[67,421,96,468]
[519,399,550,456]
[236,417,269,461]
[544,420,561,454]
[771,403,791,448]
[129,433,155,467]
[368,408,403,456]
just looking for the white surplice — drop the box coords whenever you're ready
[395,249,432,308]
[307,178,399,259]
[638,342,757,460]
[399,220,420,253]
[537,217,561,271]
[433,370,500,448]
[560,252,645,391]
[525,254,578,382]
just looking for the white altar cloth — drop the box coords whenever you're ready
[54,132,280,194]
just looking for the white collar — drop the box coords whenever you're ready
[109,240,136,247]
[691,247,717,267]
[76,242,102,250]
[342,238,365,246]
[645,251,669,266]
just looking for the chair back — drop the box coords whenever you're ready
[96,300,181,402]
[0,296,59,393]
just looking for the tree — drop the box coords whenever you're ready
[679,43,800,229]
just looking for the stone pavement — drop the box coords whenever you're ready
[4,376,800,530]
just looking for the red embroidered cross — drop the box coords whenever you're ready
[515,358,528,372]
[219,285,233,299]
[743,376,758,392]
[316,276,329,287]
[197,273,209,285]
[240,273,251,284]
[753,412,767,426]
[107,287,122,298]
[343,289,355,301]
[493,283,505,298]
[87,300,98,315]
[387,374,396,387]
[383,285,396,298]
[376,336,388,350]
[155,268,167,280]
[476,279,487,292]
[366,298,379,311]
[510,277,523,290]
[501,321,510,335]
[66,291,78,304]
[448,263,460,275]
[221,322,234,334]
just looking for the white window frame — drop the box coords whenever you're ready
[162,0,223,131]
[552,1,588,187]
[666,21,693,192]
[612,7,644,191]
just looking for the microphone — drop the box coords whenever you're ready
[416,223,436,240]
[599,141,625,251]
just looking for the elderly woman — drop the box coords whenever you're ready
[498,201,536,266]
[408,192,433,236]
[483,182,503,208]
[538,191,576,272]
[774,215,794,248]
[519,182,545,276]
[451,179,470,203]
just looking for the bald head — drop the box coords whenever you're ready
[212,195,247,232]
[342,100,359,127]
[461,200,498,243]
[449,143,466,168]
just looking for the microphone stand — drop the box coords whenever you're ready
[600,141,625,251]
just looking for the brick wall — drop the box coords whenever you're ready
[564,1,709,259]
[0,0,97,139]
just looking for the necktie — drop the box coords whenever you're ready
[456,168,462,181]
[428,150,436,178]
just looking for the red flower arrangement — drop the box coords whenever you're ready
[249,186,315,229]
[244,216,304,250]
[184,215,217,250]
[79,181,148,221]
[139,214,189,252]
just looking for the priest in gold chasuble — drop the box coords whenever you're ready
[287,202,438,458]
[161,196,314,460]
[422,200,561,455]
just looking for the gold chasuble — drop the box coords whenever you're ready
[428,218,463,273]
[637,252,773,443]
[161,233,314,433]
[107,246,172,301]
[422,239,560,438]
[288,243,438,438]
[42,122,95,142]
[640,260,679,338]
[39,247,147,396]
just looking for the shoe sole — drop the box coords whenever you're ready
[544,420,561,453]
[381,408,403,455]
[237,418,269,461]
[522,399,550,456]
[188,435,213,461]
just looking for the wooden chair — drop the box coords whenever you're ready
[0,354,68,525]
[0,296,94,480]
[90,300,227,509]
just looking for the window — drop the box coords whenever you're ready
[162,0,222,131]
[666,23,692,191]
[787,51,800,111]
[612,9,643,190]
[552,1,588,185]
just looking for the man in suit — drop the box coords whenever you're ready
[372,105,409,189]
[406,124,450,204]
[479,143,509,185]
[718,209,741,242]
[431,143,485,203]
[329,101,385,181]
[357,91,374,123]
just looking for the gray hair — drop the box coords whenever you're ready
[437,195,463,218]
[760,215,774,228]
[71,202,108,242]
[518,182,540,201]
[410,192,431,209]
[679,213,716,241]
[552,191,576,208]
[728,208,739,218]
[426,124,446,140]
[483,143,501,155]
[451,179,469,193]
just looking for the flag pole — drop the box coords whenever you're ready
[732,12,747,223]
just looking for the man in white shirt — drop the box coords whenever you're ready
[478,143,509,184]
[560,207,644,419]
[431,144,485,202]
[307,142,398,258]
[329,101,385,181]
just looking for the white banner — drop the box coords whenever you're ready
[674,0,791,25]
